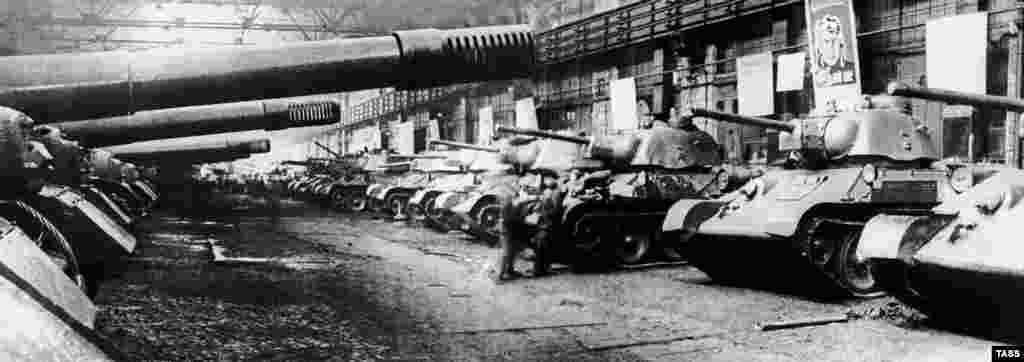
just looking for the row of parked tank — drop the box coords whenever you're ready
[291,82,1024,336]
[0,23,538,359]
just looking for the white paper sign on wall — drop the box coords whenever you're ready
[515,98,538,129]
[478,106,494,145]
[776,52,806,92]
[396,122,415,154]
[927,13,987,93]
[737,52,775,116]
[609,77,638,130]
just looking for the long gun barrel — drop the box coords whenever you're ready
[886,81,1024,112]
[495,126,589,144]
[687,108,795,133]
[429,139,500,153]
[51,98,340,147]
[104,139,270,162]
[388,154,447,159]
[0,25,535,122]
[314,141,341,159]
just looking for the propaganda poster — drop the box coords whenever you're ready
[805,0,862,112]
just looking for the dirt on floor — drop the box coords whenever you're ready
[93,194,1002,362]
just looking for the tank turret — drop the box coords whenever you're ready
[51,98,341,148]
[492,127,593,172]
[0,25,536,123]
[685,101,939,166]
[496,125,719,169]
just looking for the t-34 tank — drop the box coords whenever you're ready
[439,137,552,243]
[406,149,479,229]
[371,152,459,220]
[859,82,1024,327]
[660,95,975,298]
[417,141,517,233]
[495,124,751,266]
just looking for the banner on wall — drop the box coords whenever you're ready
[805,0,862,112]
[927,13,987,93]
[396,122,415,154]
[428,119,441,141]
[477,106,494,145]
[776,52,806,92]
[515,98,539,129]
[610,77,638,130]
[737,52,775,116]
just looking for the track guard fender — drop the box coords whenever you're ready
[858,214,954,263]
[661,199,728,235]
[452,193,484,216]
[858,215,921,262]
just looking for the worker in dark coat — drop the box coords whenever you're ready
[496,171,567,282]
[494,131,577,282]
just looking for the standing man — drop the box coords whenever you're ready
[495,171,565,282]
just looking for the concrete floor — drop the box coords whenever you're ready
[94,194,1003,361]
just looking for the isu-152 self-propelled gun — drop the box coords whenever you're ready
[0,24,536,124]
[51,97,341,148]
[496,124,757,265]
[660,95,982,298]
[104,138,271,164]
[858,82,1024,327]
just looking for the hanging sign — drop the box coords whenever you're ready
[428,119,441,141]
[609,77,639,130]
[805,0,862,112]
[396,122,415,154]
[515,98,539,129]
[478,106,494,145]
[927,13,987,93]
[737,52,775,116]
[776,52,806,92]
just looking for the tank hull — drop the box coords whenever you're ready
[859,168,1024,326]
[0,221,121,361]
[30,185,137,267]
[662,165,962,298]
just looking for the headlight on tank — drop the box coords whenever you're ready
[739,178,763,200]
[949,166,973,194]
[716,171,730,191]
[860,164,878,185]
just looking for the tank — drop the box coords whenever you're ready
[495,124,755,266]
[0,25,536,123]
[370,152,458,220]
[52,97,340,148]
[33,127,155,226]
[660,95,973,298]
[405,147,483,230]
[858,82,1024,327]
[445,134,590,245]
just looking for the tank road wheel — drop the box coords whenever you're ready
[834,227,883,298]
[616,233,652,265]
[329,189,347,210]
[388,193,411,220]
[347,193,368,212]
[6,201,90,297]
[476,204,502,238]
[659,229,689,261]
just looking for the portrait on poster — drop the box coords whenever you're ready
[807,0,859,88]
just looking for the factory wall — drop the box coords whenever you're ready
[535,0,1024,166]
